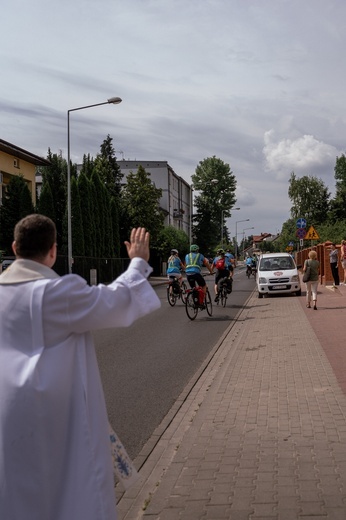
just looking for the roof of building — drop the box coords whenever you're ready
[0,139,50,166]
[253,233,272,243]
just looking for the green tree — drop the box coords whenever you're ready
[78,171,95,257]
[288,172,330,226]
[275,218,297,252]
[37,149,68,250]
[192,156,237,251]
[37,181,56,223]
[0,175,34,254]
[70,176,85,256]
[330,154,346,221]
[94,135,123,198]
[156,225,190,259]
[121,165,164,246]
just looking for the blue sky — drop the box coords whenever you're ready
[1,0,345,239]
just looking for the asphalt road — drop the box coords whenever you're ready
[94,267,256,461]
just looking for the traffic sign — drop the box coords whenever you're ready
[296,218,307,228]
[288,241,294,247]
[305,226,320,240]
[296,228,306,239]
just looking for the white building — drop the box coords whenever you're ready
[119,160,192,238]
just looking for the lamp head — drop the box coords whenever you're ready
[108,97,122,104]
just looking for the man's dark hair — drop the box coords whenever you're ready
[14,214,56,260]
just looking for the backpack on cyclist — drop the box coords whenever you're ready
[226,278,233,293]
[215,257,225,270]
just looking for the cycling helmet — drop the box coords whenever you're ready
[190,244,199,252]
[217,249,225,255]
[171,249,179,255]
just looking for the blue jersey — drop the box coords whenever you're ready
[167,255,181,274]
[185,253,205,274]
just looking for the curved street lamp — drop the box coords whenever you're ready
[221,207,240,247]
[67,97,122,273]
[242,227,255,258]
[235,219,250,259]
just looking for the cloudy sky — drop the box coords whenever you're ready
[2,0,345,239]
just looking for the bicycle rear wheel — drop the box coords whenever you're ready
[205,289,213,316]
[221,287,227,307]
[185,291,198,320]
[167,287,177,306]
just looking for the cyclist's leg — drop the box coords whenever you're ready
[215,272,222,301]
[186,273,197,289]
[194,273,206,296]
[214,272,219,296]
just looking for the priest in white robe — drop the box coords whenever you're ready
[0,215,161,520]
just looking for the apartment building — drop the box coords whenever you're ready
[0,139,50,206]
[119,160,192,238]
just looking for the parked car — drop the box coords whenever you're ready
[257,252,301,298]
[1,259,14,272]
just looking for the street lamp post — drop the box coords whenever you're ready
[189,187,194,243]
[221,207,240,247]
[235,219,250,259]
[242,227,255,258]
[67,96,122,274]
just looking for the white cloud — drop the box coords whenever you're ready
[263,130,339,180]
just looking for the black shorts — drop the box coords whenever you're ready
[215,269,230,284]
[187,272,206,288]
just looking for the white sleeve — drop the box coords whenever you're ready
[42,258,161,344]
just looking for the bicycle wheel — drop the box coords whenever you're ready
[221,287,227,307]
[167,286,177,307]
[181,281,188,304]
[185,291,198,320]
[205,289,213,316]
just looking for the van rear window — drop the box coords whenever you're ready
[259,257,295,270]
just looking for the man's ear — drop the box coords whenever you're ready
[12,241,17,255]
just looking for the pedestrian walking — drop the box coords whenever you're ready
[303,250,320,310]
[0,214,161,520]
[327,243,340,286]
[341,239,346,285]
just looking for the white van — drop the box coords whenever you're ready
[257,252,301,298]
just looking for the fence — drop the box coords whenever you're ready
[295,241,344,285]
[54,256,130,284]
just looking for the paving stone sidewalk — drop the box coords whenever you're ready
[117,286,346,520]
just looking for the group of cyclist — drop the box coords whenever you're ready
[245,253,258,277]
[167,244,236,303]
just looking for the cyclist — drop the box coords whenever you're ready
[245,254,256,276]
[185,244,213,299]
[167,249,185,290]
[212,249,233,302]
[225,249,236,269]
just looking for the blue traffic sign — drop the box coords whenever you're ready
[296,228,306,239]
[296,218,307,228]
[288,241,294,246]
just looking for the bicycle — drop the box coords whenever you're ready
[167,276,188,306]
[216,276,230,307]
[246,265,257,278]
[185,277,212,320]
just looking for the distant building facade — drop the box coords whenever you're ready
[0,139,50,207]
[119,160,192,238]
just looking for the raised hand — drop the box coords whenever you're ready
[124,227,150,262]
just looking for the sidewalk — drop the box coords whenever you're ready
[117,281,346,520]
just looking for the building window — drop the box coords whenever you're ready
[14,158,20,169]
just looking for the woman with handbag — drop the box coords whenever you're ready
[303,250,320,309]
